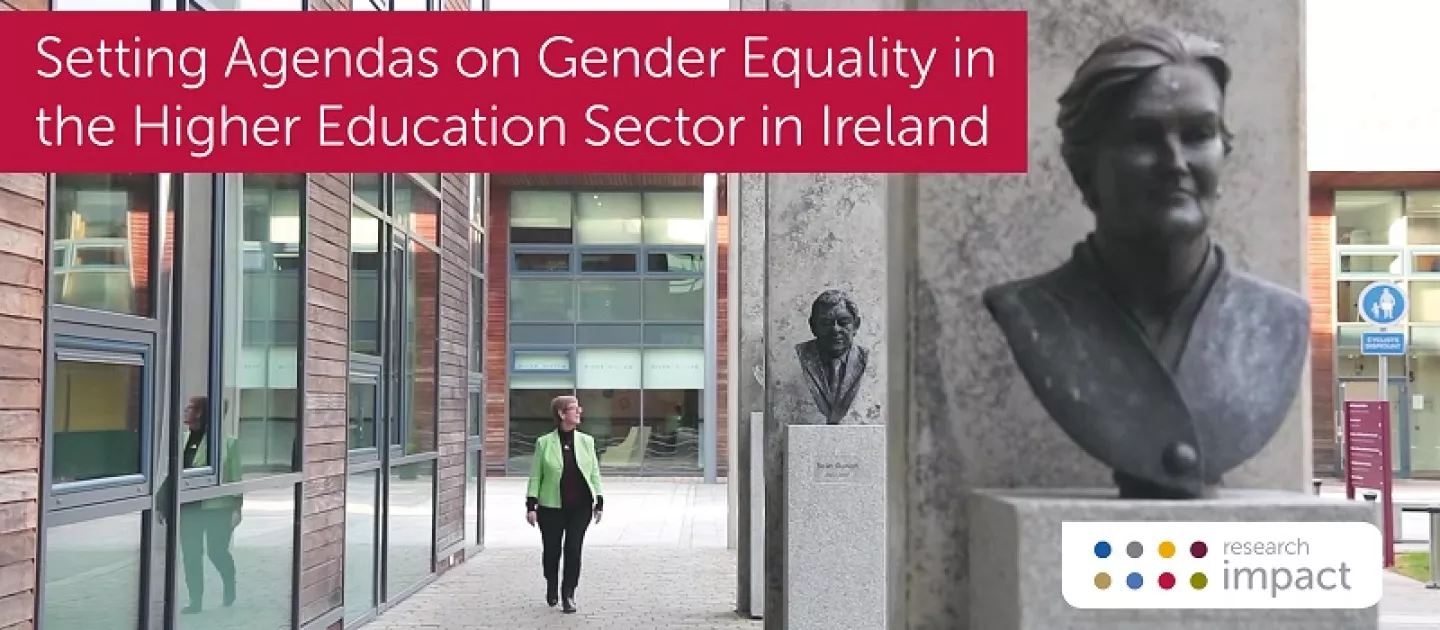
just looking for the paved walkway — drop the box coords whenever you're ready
[363,477,1440,629]
[367,478,758,629]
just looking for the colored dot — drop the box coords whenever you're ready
[1126,572,1144,589]
[1158,572,1176,590]
[1094,573,1112,589]
[1158,541,1176,558]
[1190,572,1208,590]
[1126,541,1144,558]
[1094,541,1112,559]
[1190,541,1208,558]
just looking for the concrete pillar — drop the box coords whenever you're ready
[885,2,1307,629]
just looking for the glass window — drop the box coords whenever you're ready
[511,324,575,345]
[640,347,706,473]
[345,470,379,621]
[220,174,304,481]
[510,192,572,244]
[406,241,440,454]
[42,513,143,628]
[576,192,642,244]
[353,0,385,9]
[52,358,143,485]
[471,227,485,271]
[1412,282,1440,323]
[54,0,148,8]
[214,0,304,8]
[1334,281,1376,324]
[643,278,705,321]
[581,251,638,272]
[176,175,216,472]
[51,174,157,316]
[578,280,642,322]
[643,191,705,245]
[507,374,573,470]
[514,251,570,273]
[469,390,483,436]
[349,380,379,450]
[643,324,703,346]
[466,451,481,549]
[397,175,440,244]
[578,324,642,345]
[351,207,384,355]
[1339,252,1400,275]
[386,461,436,595]
[1335,191,1404,246]
[511,279,575,321]
[176,486,295,623]
[394,0,429,8]
[1406,191,1440,246]
[647,251,704,273]
[353,174,383,210]
[471,276,485,370]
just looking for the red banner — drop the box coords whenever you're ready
[0,10,1028,173]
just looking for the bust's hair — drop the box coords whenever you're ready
[809,289,860,326]
[1057,26,1235,207]
[551,395,579,425]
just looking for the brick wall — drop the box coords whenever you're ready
[483,192,510,474]
[298,172,350,626]
[434,174,471,560]
[1309,188,1337,474]
[0,171,45,630]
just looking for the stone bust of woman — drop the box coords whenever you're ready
[981,26,1309,500]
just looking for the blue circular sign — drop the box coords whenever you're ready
[1358,281,1408,326]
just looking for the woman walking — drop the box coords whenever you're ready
[526,395,605,614]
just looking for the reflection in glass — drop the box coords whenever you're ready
[386,461,436,597]
[466,450,482,549]
[176,486,295,627]
[471,276,484,369]
[351,207,384,355]
[353,174,383,209]
[349,381,379,450]
[52,359,143,484]
[469,390,483,436]
[647,251,704,273]
[51,174,156,316]
[1335,191,1404,246]
[510,191,573,244]
[643,191,705,245]
[643,278,705,321]
[42,512,143,629]
[581,251,638,272]
[213,0,304,8]
[640,388,703,473]
[177,176,217,472]
[514,251,570,272]
[396,175,440,243]
[345,471,379,622]
[642,324,703,346]
[221,174,304,479]
[511,279,575,321]
[576,192,642,244]
[581,388,642,470]
[1409,191,1440,246]
[406,241,440,454]
[578,279,642,321]
[471,227,485,270]
[54,0,149,9]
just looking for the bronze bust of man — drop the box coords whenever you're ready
[981,27,1309,500]
[795,289,870,425]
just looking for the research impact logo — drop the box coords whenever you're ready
[1061,521,1383,609]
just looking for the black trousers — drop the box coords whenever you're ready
[179,505,238,605]
[537,504,592,593]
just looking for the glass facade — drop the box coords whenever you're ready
[506,190,708,474]
[1332,189,1440,476]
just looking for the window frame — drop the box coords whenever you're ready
[47,328,156,508]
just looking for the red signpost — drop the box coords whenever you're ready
[1344,400,1394,567]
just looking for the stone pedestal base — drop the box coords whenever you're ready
[968,489,1379,630]
[785,424,886,630]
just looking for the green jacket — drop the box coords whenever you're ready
[526,430,604,510]
[185,432,244,511]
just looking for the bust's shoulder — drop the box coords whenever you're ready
[981,263,1074,320]
[1224,269,1309,317]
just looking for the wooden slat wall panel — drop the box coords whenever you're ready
[483,191,510,474]
[434,173,471,562]
[0,168,44,630]
[299,174,349,624]
[715,178,729,476]
[0,8,45,630]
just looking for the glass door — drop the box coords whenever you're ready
[344,371,382,627]
[1339,378,1412,478]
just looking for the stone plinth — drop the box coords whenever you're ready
[968,489,1378,630]
[786,424,887,630]
[885,2,1306,628]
